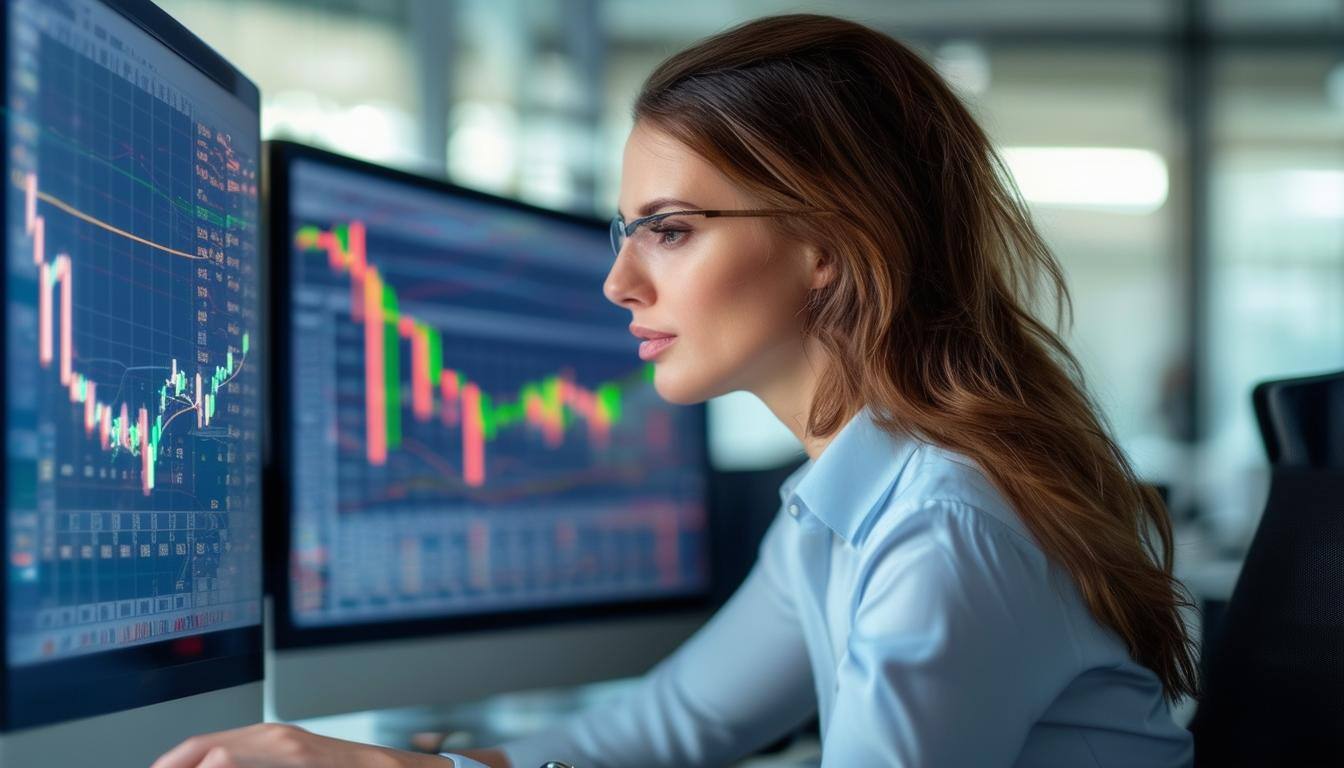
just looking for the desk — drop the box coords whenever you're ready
[285,680,821,767]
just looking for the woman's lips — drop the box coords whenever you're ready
[638,335,677,361]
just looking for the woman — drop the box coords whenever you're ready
[155,14,1197,768]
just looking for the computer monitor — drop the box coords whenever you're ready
[0,0,263,764]
[266,141,713,722]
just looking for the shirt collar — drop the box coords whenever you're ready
[777,407,920,545]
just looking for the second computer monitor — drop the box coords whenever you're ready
[267,142,712,718]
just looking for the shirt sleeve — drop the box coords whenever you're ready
[819,500,1077,767]
[500,512,817,768]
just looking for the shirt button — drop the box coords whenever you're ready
[787,503,800,518]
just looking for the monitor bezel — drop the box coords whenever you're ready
[265,139,718,652]
[0,0,263,732]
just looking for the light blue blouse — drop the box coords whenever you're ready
[449,407,1193,767]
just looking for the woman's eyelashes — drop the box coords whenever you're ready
[648,223,691,248]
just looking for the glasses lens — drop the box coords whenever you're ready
[609,216,625,257]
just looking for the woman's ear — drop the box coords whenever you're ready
[806,244,837,291]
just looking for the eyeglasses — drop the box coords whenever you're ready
[609,208,827,258]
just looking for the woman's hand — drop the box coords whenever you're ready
[150,723,452,768]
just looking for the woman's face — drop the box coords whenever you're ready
[605,122,828,405]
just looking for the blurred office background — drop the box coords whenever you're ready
[158,0,1344,554]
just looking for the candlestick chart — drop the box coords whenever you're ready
[283,159,708,627]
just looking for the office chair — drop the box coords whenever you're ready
[1251,368,1344,468]
[1189,372,1344,765]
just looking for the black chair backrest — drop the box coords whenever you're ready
[1252,369,1344,469]
[1189,469,1344,766]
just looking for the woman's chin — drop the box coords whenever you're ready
[651,365,717,406]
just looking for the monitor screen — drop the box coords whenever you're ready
[271,143,710,645]
[3,0,261,729]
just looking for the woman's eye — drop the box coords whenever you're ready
[649,226,689,246]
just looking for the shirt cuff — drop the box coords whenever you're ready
[437,753,493,768]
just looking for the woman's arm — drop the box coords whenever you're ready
[495,514,817,768]
[151,723,499,768]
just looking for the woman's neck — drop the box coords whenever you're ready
[751,337,845,461]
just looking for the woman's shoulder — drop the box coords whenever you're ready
[872,441,1042,557]
[858,443,1090,633]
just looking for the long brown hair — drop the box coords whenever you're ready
[636,14,1198,701]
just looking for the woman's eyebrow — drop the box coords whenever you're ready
[636,197,698,217]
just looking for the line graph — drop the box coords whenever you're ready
[19,168,204,260]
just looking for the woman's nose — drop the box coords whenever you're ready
[603,251,654,309]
